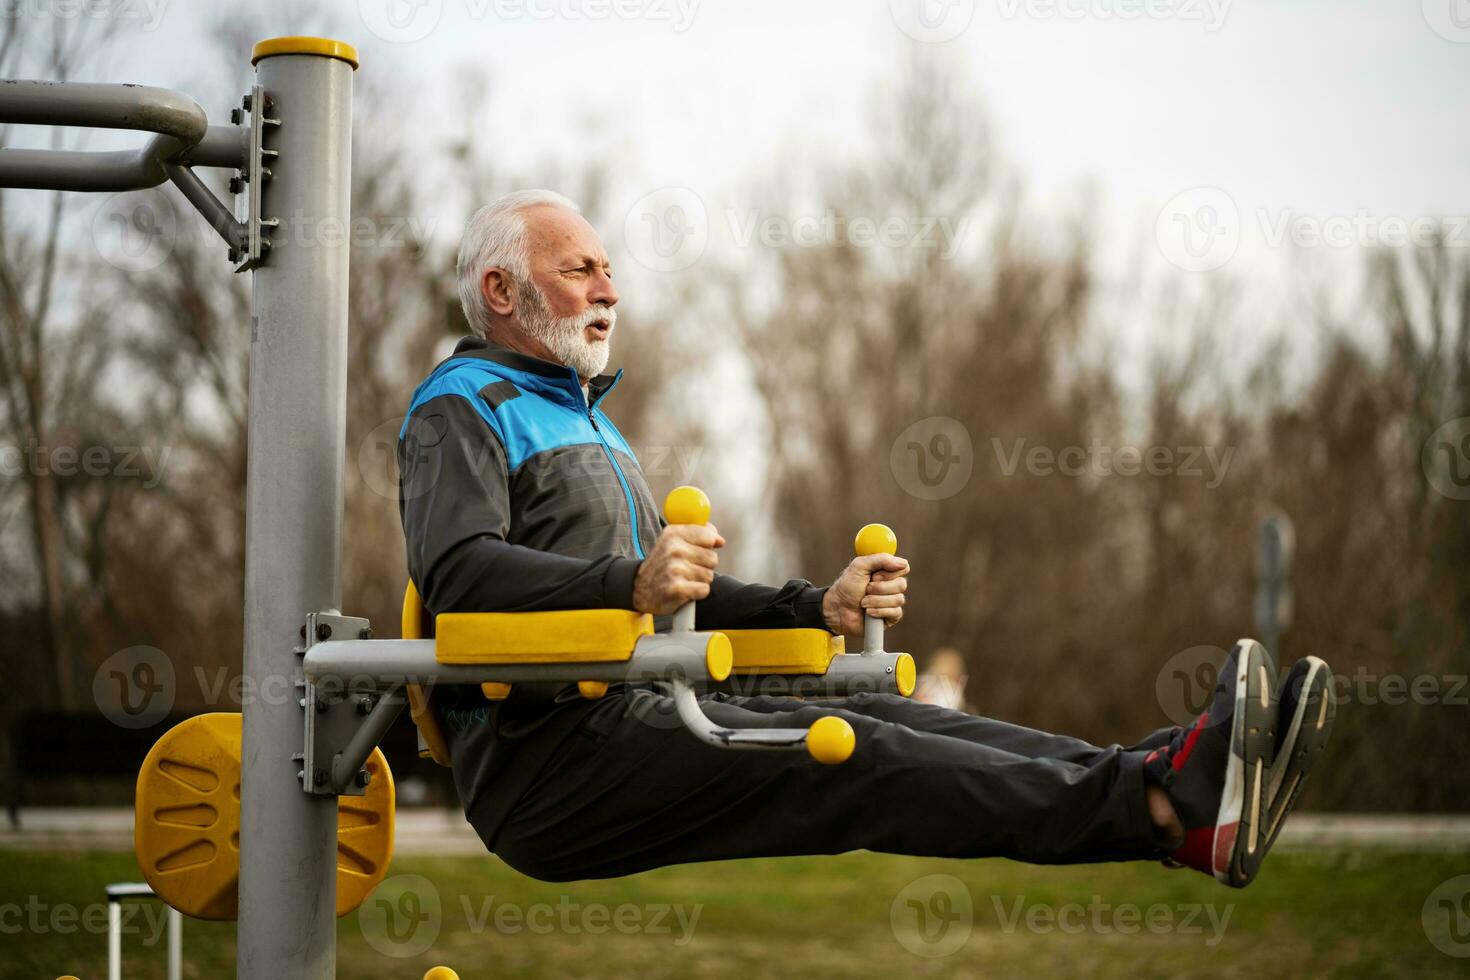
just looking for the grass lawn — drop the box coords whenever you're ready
[2,848,1465,978]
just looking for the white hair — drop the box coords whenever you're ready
[456,189,582,337]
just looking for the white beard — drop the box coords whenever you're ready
[517,278,615,380]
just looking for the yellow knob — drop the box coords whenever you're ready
[895,652,917,698]
[424,969,461,980]
[664,485,711,525]
[806,715,856,764]
[705,632,733,682]
[855,523,898,557]
[577,681,609,699]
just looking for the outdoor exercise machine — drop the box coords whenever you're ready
[0,37,915,979]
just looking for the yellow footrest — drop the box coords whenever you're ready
[722,629,844,674]
[435,609,654,664]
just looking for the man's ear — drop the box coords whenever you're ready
[481,268,516,317]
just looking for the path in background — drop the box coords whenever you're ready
[5,808,1470,854]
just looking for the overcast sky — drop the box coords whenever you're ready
[21,0,1470,353]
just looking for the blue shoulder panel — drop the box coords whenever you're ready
[400,356,602,472]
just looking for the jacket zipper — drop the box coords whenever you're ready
[584,385,645,560]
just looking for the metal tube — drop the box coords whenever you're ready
[108,901,121,980]
[167,907,182,980]
[163,161,246,249]
[713,652,911,698]
[863,616,883,654]
[0,80,208,140]
[303,634,716,685]
[235,50,353,980]
[176,124,249,169]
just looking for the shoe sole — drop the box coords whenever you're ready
[1261,657,1336,851]
[1215,638,1278,887]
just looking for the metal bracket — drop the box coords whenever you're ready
[299,611,403,797]
[231,85,279,272]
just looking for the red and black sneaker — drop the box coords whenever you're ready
[1261,656,1336,850]
[1144,639,1279,887]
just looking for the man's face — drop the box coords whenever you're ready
[516,204,619,379]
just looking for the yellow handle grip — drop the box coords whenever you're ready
[854,523,897,557]
[664,485,711,526]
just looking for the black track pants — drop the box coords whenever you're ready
[463,689,1171,882]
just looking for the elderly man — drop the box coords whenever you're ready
[396,190,1335,885]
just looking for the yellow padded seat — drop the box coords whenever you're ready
[435,609,654,664]
[722,629,844,674]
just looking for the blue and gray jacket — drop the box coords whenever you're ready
[397,337,831,837]
[397,336,829,629]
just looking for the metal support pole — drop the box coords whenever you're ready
[235,38,355,980]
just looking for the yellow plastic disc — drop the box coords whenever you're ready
[251,36,359,69]
[895,652,917,698]
[663,485,711,526]
[854,523,898,557]
[806,715,856,765]
[134,712,394,921]
[705,632,733,682]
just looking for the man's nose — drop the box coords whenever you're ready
[588,269,618,308]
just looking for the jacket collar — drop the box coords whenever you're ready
[446,335,622,408]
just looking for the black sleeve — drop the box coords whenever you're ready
[695,573,831,632]
[398,394,640,616]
